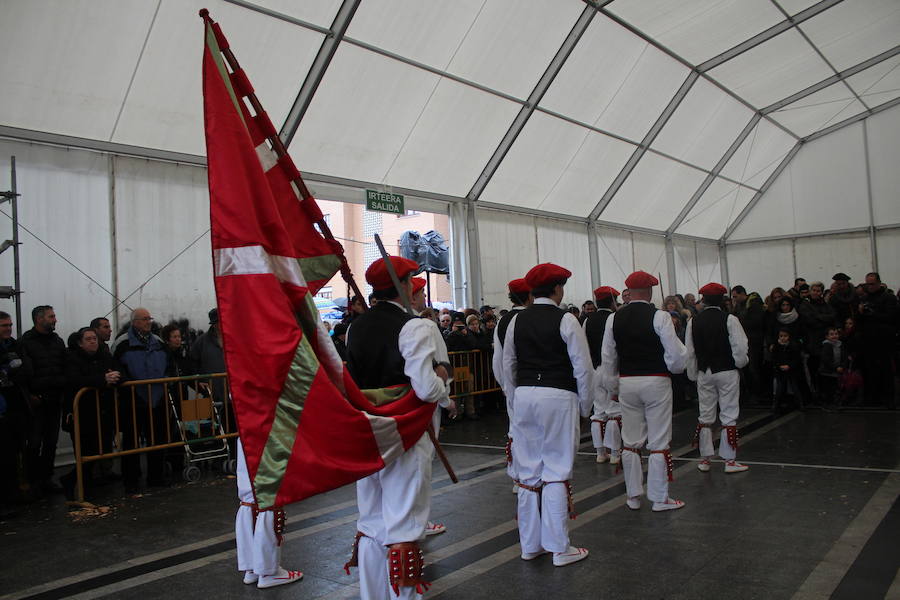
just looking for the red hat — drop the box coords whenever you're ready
[508,278,530,295]
[524,263,572,289]
[624,270,658,289]
[593,286,620,300]
[699,282,728,296]
[365,256,419,290]
[411,277,426,294]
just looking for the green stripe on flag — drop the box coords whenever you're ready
[361,385,412,407]
[205,23,246,127]
[297,254,342,289]
[254,334,319,508]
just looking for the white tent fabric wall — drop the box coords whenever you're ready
[0,140,113,336]
[112,156,214,333]
[534,217,591,308]
[631,233,667,306]
[595,226,633,292]
[794,233,873,286]
[477,209,538,309]
[866,105,900,227]
[875,229,900,290]
[725,240,795,298]
[673,239,722,297]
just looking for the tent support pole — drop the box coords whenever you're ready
[588,223,601,290]
[863,120,878,272]
[665,235,677,296]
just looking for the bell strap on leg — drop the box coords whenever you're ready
[617,446,641,474]
[650,449,674,482]
[692,423,712,449]
[342,531,365,575]
[545,480,576,519]
[725,425,739,450]
[257,506,287,546]
[388,541,430,596]
[505,437,513,465]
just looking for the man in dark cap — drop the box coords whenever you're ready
[686,283,750,474]
[599,271,687,512]
[828,272,857,324]
[501,263,592,567]
[584,286,622,464]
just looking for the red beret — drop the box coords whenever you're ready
[524,263,571,289]
[411,277,426,294]
[508,278,530,294]
[365,256,419,290]
[593,286,620,300]
[699,282,728,296]
[624,270,658,289]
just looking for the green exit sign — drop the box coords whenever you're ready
[366,190,404,214]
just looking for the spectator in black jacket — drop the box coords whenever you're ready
[60,327,123,499]
[161,324,195,379]
[0,311,32,511]
[828,273,857,324]
[799,282,837,394]
[444,313,475,352]
[857,272,898,407]
[732,286,766,398]
[772,329,804,413]
[332,322,348,362]
[818,327,848,407]
[19,305,67,493]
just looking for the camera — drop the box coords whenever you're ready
[0,351,22,387]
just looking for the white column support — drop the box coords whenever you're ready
[718,241,730,290]
[587,223,601,289]
[108,155,120,333]
[862,120,878,272]
[449,202,469,309]
[465,202,483,309]
[665,235,677,296]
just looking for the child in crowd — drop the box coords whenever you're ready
[771,329,804,412]
[818,327,847,407]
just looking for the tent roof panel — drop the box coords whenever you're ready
[540,15,689,142]
[606,0,785,65]
[845,55,900,108]
[798,0,900,72]
[707,28,833,107]
[719,117,796,188]
[866,104,900,225]
[240,0,341,27]
[114,0,324,156]
[652,76,755,170]
[769,82,867,138]
[675,178,756,239]
[775,0,821,16]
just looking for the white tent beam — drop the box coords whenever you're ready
[467,5,596,201]
[803,96,900,143]
[722,142,803,240]
[697,0,844,73]
[466,202,484,308]
[588,71,700,221]
[666,114,762,234]
[718,241,730,290]
[587,224,602,289]
[279,0,361,148]
[724,224,900,246]
[862,120,878,271]
[223,0,330,33]
[665,236,677,296]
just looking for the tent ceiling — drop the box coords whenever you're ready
[1,0,898,241]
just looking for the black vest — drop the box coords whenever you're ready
[513,303,577,393]
[496,307,521,348]
[346,302,413,389]
[583,309,613,368]
[612,302,668,376]
[691,308,736,373]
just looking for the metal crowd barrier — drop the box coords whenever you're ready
[71,373,235,502]
[448,349,500,399]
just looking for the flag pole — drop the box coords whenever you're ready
[199,9,368,311]
[372,234,458,484]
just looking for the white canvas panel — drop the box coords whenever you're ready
[696,242,723,290]
[776,0,821,15]
[595,226,633,290]
[480,112,634,216]
[846,55,900,108]
[707,28,833,108]
[113,156,214,330]
[725,240,794,297]
[673,240,722,295]
[477,210,537,309]
[676,179,757,240]
[540,14,689,142]
[799,0,900,71]
[730,123,869,240]
[653,77,755,170]
[632,233,667,305]
[720,118,796,189]
[382,79,519,197]
[242,0,341,26]
[607,0,784,65]
[600,153,708,231]
[875,229,900,290]
[0,0,158,141]
[113,0,324,157]
[0,140,112,335]
[866,105,900,225]
[535,219,592,306]
[795,234,873,284]
[351,0,582,99]
[769,83,867,138]
[292,43,441,185]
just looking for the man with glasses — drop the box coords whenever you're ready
[112,308,169,493]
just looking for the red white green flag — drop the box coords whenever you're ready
[200,10,435,510]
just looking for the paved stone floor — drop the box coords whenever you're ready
[1,405,898,600]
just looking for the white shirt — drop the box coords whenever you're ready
[501,297,594,417]
[684,307,749,381]
[599,300,687,391]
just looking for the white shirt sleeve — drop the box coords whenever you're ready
[398,318,450,405]
[653,309,687,374]
[685,318,698,381]
[727,314,750,370]
[500,314,519,413]
[599,314,619,394]
[492,324,505,392]
[560,312,594,417]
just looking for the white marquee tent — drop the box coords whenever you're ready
[1,0,898,332]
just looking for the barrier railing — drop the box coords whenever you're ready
[448,349,500,399]
[71,373,234,502]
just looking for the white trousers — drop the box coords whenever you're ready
[618,377,673,503]
[512,386,579,554]
[696,369,740,460]
[357,433,433,600]
[235,439,280,576]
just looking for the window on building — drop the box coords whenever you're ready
[398,209,420,218]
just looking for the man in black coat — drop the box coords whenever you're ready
[0,311,32,510]
[857,272,898,407]
[19,305,67,493]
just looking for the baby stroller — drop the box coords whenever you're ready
[168,380,233,482]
